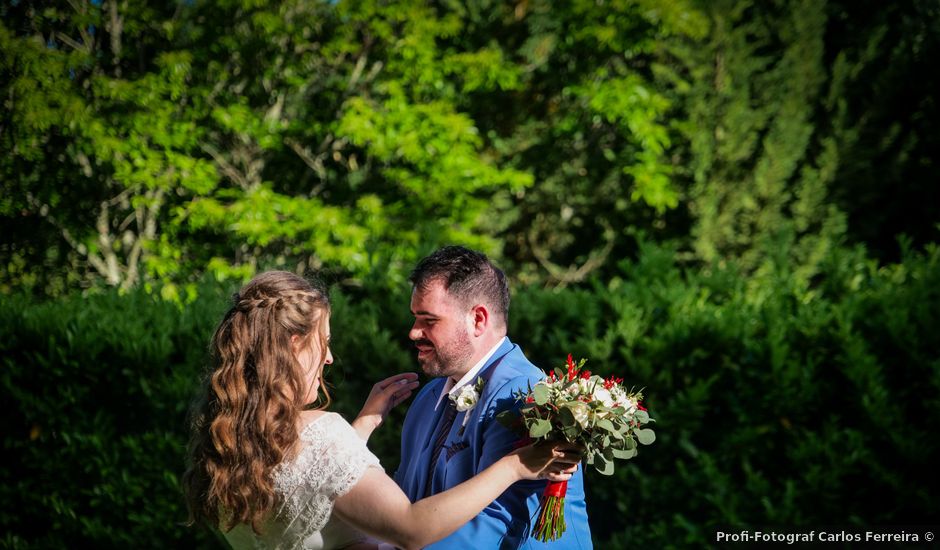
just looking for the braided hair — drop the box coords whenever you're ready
[183,271,331,534]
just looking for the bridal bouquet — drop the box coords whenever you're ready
[497,354,656,542]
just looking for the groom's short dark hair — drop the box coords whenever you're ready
[410,246,510,326]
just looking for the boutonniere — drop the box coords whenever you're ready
[450,376,485,436]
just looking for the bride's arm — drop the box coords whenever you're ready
[331,443,579,550]
[351,372,420,441]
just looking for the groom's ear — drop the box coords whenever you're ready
[470,305,489,336]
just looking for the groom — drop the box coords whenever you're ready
[394,246,592,549]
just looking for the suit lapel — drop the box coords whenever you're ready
[422,340,516,493]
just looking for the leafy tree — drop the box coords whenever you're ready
[1,1,220,297]
[657,0,845,282]
[1,0,536,296]
[658,0,939,276]
[2,0,938,296]
[823,0,940,261]
[433,0,708,286]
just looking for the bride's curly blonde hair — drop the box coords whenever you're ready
[183,271,331,534]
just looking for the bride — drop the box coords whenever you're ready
[182,271,579,550]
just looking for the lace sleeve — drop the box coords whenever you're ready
[272,413,382,539]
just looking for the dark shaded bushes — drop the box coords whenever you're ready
[2,244,937,547]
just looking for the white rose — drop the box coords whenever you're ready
[621,396,638,415]
[610,386,628,405]
[564,401,591,427]
[452,384,479,412]
[592,386,615,408]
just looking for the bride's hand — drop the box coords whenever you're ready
[352,372,420,440]
[509,441,583,482]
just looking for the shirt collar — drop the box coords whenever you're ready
[434,337,506,411]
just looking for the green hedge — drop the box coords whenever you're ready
[512,243,940,544]
[0,285,412,549]
[2,243,938,547]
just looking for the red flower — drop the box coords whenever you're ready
[526,396,535,404]
[566,354,577,381]
[580,370,592,380]
[637,402,647,411]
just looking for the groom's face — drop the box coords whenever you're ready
[409,279,474,380]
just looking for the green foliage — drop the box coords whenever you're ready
[511,240,940,544]
[0,0,539,294]
[3,0,938,294]
[2,242,937,546]
[0,281,415,548]
[1,0,938,544]
[0,287,224,547]
[440,0,707,285]
[659,0,846,280]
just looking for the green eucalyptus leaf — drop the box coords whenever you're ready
[612,447,637,460]
[533,383,550,406]
[562,425,580,440]
[529,418,552,439]
[636,428,656,445]
[594,453,615,475]
[560,401,590,427]
[559,406,576,428]
[596,418,615,433]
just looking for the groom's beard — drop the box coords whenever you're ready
[415,333,473,379]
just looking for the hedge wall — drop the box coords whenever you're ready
[2,243,937,547]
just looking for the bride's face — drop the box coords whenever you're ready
[292,315,333,404]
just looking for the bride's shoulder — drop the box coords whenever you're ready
[297,410,354,441]
[286,411,376,477]
[298,409,330,427]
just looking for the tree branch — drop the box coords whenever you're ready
[202,143,250,189]
[528,219,616,289]
[25,192,112,281]
[285,137,329,182]
[122,187,165,290]
[106,0,124,77]
[96,201,121,285]
[54,31,90,54]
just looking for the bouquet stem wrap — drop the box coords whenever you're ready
[533,480,567,542]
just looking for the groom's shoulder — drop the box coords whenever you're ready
[413,377,446,404]
[488,345,545,394]
[402,377,445,431]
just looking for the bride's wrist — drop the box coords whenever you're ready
[351,414,381,439]
[500,453,527,481]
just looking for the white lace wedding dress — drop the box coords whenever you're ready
[223,412,382,550]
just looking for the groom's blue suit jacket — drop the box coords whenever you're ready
[395,338,592,549]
